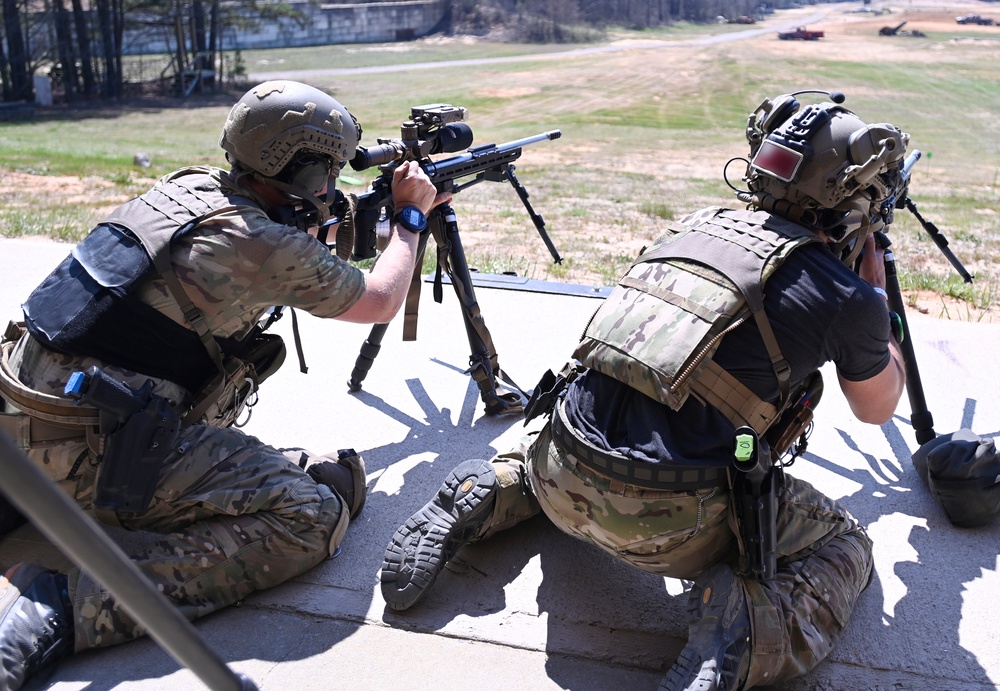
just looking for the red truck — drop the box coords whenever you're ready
[778,26,825,40]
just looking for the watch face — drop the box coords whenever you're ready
[400,206,427,232]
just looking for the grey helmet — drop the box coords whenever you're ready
[220,80,361,226]
[739,92,909,261]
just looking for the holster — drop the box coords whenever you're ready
[66,367,180,517]
[94,393,179,516]
[731,426,781,582]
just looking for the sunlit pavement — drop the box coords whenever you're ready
[2,237,997,691]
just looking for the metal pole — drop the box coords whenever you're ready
[0,430,258,691]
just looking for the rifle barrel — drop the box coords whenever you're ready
[423,130,561,185]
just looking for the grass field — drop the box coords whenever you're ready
[2,0,999,319]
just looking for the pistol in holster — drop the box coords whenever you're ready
[65,366,180,517]
[731,426,780,582]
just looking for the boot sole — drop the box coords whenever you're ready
[380,458,496,612]
[0,563,46,620]
[659,565,748,691]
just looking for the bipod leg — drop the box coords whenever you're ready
[432,203,525,417]
[876,231,936,444]
[0,429,258,691]
[348,322,389,392]
[347,233,432,392]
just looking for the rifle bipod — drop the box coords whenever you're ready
[347,202,526,416]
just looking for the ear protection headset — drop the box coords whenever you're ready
[277,152,340,196]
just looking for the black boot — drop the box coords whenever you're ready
[660,563,752,691]
[0,563,74,691]
[380,458,497,611]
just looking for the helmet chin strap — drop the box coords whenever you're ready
[257,176,332,230]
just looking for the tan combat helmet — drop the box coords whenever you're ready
[738,90,909,263]
[220,80,361,226]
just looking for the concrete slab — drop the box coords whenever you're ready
[1,236,998,690]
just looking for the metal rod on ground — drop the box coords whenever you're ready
[0,429,259,691]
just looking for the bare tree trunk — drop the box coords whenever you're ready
[2,0,32,101]
[208,0,219,88]
[191,0,207,91]
[113,0,123,94]
[94,0,120,97]
[71,0,96,96]
[53,0,78,101]
[173,0,186,94]
[0,36,11,100]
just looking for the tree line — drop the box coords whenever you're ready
[0,0,768,106]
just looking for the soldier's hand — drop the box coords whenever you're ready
[390,161,438,216]
[858,233,887,294]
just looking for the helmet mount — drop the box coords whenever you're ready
[737,90,909,262]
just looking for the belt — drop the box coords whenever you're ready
[0,411,88,450]
[550,401,725,491]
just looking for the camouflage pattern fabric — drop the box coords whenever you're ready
[574,207,817,416]
[58,428,345,651]
[3,166,365,651]
[480,409,872,687]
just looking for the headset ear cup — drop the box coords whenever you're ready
[286,161,330,194]
[761,95,800,134]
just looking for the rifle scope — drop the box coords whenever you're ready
[350,122,474,171]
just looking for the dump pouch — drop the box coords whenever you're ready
[913,429,1000,528]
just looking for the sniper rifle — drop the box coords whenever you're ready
[345,104,562,416]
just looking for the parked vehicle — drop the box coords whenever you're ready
[956,14,995,25]
[778,26,824,39]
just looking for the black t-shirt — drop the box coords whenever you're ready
[563,239,892,469]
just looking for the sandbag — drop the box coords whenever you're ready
[913,429,1000,528]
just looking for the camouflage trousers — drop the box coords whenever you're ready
[25,424,347,652]
[481,409,873,688]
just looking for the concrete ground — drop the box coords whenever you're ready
[1,236,998,691]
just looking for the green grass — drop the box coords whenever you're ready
[4,8,1000,319]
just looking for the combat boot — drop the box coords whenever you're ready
[0,563,74,691]
[380,458,497,611]
[660,563,752,691]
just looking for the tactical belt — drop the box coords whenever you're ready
[550,401,724,491]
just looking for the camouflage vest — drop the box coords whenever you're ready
[573,207,821,435]
[21,167,276,426]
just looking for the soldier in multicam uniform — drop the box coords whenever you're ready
[380,93,910,690]
[0,80,442,690]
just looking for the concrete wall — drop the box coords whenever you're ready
[123,1,450,55]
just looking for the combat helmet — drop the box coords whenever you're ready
[738,90,909,263]
[220,80,361,226]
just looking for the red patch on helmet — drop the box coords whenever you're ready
[752,140,803,182]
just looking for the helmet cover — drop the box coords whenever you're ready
[219,80,360,179]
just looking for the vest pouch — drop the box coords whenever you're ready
[21,224,215,392]
[913,429,1000,528]
[22,224,150,351]
[574,251,745,411]
[219,328,286,386]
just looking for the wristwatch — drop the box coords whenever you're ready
[393,206,428,234]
